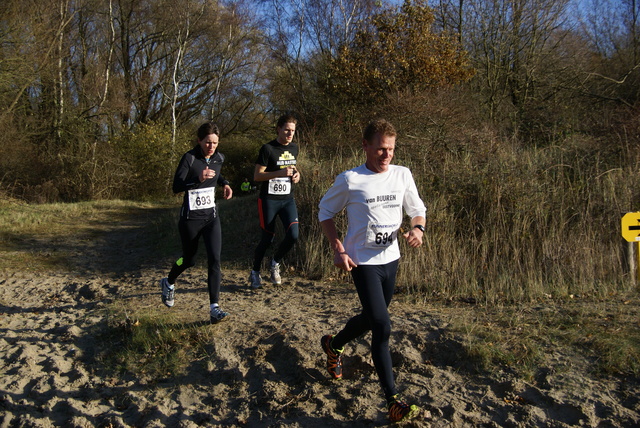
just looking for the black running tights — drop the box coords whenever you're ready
[332,260,399,400]
[252,198,299,271]
[168,216,221,305]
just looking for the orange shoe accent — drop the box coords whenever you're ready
[387,396,419,423]
[320,335,343,379]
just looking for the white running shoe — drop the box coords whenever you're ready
[210,306,229,324]
[160,277,175,308]
[249,270,263,289]
[270,260,282,285]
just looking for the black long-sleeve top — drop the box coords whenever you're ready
[173,145,229,220]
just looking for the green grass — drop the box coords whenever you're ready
[100,306,220,380]
[445,298,640,379]
[0,198,179,272]
[293,131,640,304]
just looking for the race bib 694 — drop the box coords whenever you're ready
[365,221,399,249]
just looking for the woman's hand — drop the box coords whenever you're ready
[223,185,233,200]
[200,167,216,182]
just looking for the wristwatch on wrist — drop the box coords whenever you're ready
[413,224,425,233]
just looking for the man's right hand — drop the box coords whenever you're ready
[334,252,357,271]
[282,165,297,177]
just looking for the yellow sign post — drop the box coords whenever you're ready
[621,212,640,284]
[621,212,640,242]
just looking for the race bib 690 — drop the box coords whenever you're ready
[268,177,291,195]
[188,187,216,211]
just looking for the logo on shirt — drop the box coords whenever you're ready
[366,193,400,209]
[366,194,396,203]
[277,151,297,168]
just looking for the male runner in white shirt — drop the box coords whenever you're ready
[318,118,426,423]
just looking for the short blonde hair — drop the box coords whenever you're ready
[363,119,396,142]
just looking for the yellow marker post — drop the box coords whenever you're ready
[621,212,640,284]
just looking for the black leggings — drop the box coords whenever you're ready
[332,260,400,400]
[168,216,221,305]
[252,198,299,271]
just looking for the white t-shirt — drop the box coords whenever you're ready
[318,164,427,265]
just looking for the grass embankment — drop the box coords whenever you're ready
[296,137,640,304]
[1,198,152,272]
[1,198,638,381]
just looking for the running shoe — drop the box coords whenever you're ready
[387,395,419,423]
[160,277,175,308]
[210,306,229,324]
[270,260,282,284]
[321,334,343,379]
[249,270,263,289]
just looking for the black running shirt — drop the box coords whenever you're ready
[256,139,298,201]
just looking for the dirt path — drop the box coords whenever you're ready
[1,209,639,427]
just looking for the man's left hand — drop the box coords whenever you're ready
[403,228,423,248]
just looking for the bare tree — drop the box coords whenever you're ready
[1,0,75,124]
[461,0,572,132]
[577,0,640,106]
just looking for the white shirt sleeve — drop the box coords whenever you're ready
[318,173,349,222]
[402,169,427,219]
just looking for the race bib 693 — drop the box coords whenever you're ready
[188,187,216,211]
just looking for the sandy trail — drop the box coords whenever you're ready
[1,208,638,427]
